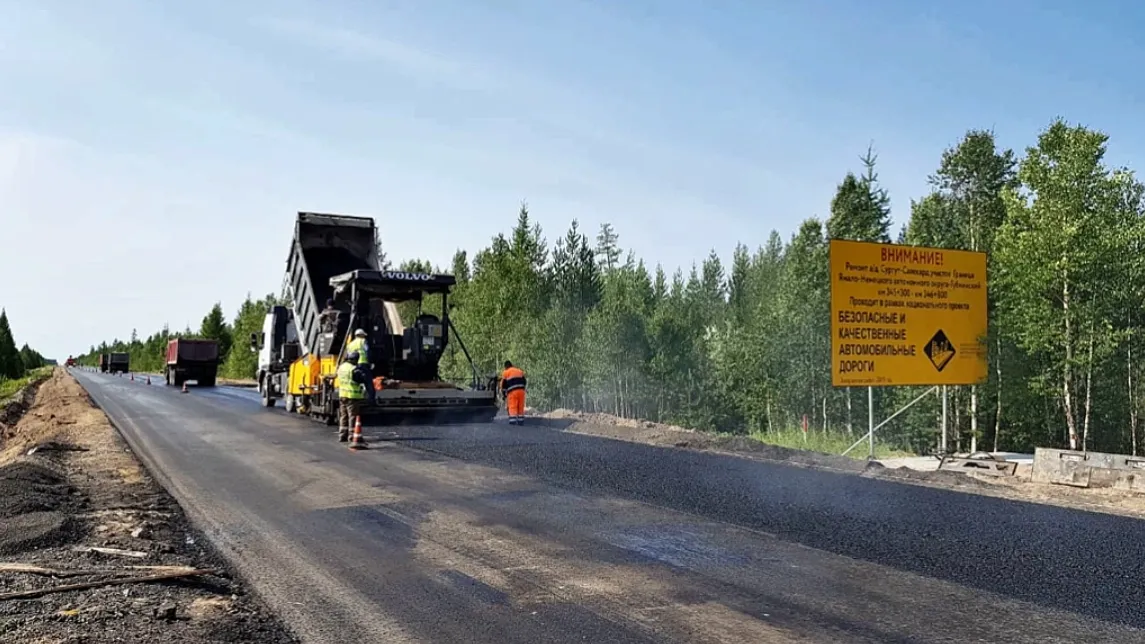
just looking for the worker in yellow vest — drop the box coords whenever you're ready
[347,329,370,366]
[336,351,369,442]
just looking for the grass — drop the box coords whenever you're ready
[746,428,916,460]
[0,367,53,403]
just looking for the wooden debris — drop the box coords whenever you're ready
[0,568,220,601]
[72,546,148,559]
[0,562,197,578]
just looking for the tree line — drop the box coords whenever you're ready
[75,117,1145,456]
[75,296,277,382]
[0,308,49,382]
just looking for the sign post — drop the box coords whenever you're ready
[830,240,988,456]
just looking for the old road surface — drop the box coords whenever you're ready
[73,371,1145,644]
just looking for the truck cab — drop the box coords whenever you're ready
[253,305,301,405]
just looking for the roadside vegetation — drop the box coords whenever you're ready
[74,118,1145,457]
[748,429,912,460]
[0,308,50,401]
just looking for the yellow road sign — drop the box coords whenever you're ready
[830,239,988,387]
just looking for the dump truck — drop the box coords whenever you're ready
[107,352,130,374]
[165,338,220,387]
[252,212,498,424]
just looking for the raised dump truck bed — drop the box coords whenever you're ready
[286,212,381,356]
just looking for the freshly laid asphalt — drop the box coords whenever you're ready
[73,370,1145,643]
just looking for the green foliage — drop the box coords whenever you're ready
[73,118,1145,456]
[200,303,233,358]
[221,293,280,379]
[18,344,45,370]
[0,310,24,379]
[0,367,52,402]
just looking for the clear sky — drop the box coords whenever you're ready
[3,0,1144,360]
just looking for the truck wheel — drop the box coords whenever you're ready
[261,379,275,408]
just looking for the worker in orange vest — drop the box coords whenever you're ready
[500,360,527,425]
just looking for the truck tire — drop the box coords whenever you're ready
[261,378,275,408]
[200,375,217,387]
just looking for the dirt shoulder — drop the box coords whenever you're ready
[537,408,1145,521]
[0,368,298,643]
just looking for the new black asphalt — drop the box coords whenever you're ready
[73,370,1145,643]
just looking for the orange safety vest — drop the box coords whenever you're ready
[501,366,526,393]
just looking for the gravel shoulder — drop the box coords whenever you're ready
[0,368,298,644]
[537,408,1145,521]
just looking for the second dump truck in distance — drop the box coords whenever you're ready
[165,338,220,387]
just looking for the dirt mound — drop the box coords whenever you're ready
[1,369,104,464]
[866,462,995,489]
[0,461,72,516]
[541,409,870,474]
[0,380,40,437]
[0,511,71,554]
[0,461,78,554]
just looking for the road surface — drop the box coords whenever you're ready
[74,371,1145,643]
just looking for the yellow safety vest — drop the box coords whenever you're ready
[337,362,365,399]
[347,338,369,364]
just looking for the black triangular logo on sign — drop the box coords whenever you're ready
[924,329,955,372]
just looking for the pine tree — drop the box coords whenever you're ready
[200,303,233,360]
[0,309,24,379]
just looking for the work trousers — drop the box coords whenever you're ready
[339,398,364,434]
[506,389,526,424]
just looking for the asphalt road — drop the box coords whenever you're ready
[73,370,1145,643]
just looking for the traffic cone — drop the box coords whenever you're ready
[349,416,368,450]
[181,382,188,394]
[146,376,151,385]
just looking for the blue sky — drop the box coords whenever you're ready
[3,0,1144,360]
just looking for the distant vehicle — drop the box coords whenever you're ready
[165,339,220,388]
[107,352,130,374]
[65,356,76,367]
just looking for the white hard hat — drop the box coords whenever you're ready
[354,329,367,338]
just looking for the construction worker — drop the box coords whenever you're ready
[336,351,370,442]
[501,360,527,425]
[347,329,370,366]
[318,299,339,333]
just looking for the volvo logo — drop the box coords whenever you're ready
[381,271,433,281]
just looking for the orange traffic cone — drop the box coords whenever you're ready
[181,382,188,394]
[349,416,368,450]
